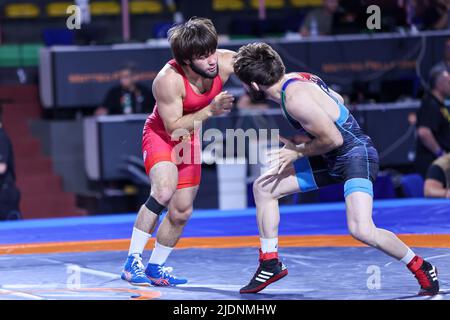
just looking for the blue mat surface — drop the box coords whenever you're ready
[0,199,449,245]
[1,247,449,300]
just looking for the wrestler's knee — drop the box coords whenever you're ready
[168,206,193,226]
[151,185,175,206]
[348,222,377,246]
[149,162,178,206]
[253,178,276,201]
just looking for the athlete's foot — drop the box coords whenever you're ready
[407,256,439,296]
[145,263,188,286]
[121,254,153,286]
[240,251,288,294]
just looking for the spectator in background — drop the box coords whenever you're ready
[429,38,450,80]
[331,0,363,34]
[299,0,340,37]
[415,69,450,177]
[334,0,408,34]
[369,0,408,31]
[350,81,375,105]
[411,0,448,31]
[95,66,155,116]
[0,106,21,220]
[424,153,450,198]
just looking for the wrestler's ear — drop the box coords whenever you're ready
[250,82,260,92]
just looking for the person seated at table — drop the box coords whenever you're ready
[95,65,155,116]
[424,153,450,198]
[411,0,448,31]
[299,0,340,37]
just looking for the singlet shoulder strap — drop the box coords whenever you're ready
[281,77,306,94]
[296,72,341,105]
[281,76,349,127]
[281,78,305,127]
[167,59,193,95]
[168,59,185,76]
[281,77,313,109]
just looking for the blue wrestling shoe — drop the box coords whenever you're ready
[121,254,152,286]
[145,263,188,286]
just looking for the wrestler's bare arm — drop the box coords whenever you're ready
[285,83,343,157]
[217,49,236,83]
[153,71,232,136]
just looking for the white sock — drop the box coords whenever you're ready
[400,248,416,265]
[149,241,174,265]
[260,237,278,253]
[128,227,151,256]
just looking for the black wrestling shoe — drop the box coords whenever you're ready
[240,251,288,294]
[407,256,439,296]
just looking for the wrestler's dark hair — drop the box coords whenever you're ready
[168,17,218,66]
[233,42,285,87]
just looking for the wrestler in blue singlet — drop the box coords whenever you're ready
[280,72,379,197]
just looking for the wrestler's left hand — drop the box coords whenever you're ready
[267,136,304,175]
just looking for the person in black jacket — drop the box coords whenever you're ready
[415,69,450,177]
[0,105,21,220]
[95,66,155,116]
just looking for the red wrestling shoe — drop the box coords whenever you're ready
[407,256,439,296]
[240,251,288,294]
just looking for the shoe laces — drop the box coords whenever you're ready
[130,256,146,277]
[158,265,176,279]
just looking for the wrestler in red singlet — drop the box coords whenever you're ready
[121,18,237,287]
[142,59,223,189]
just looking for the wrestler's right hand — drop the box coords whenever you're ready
[210,91,234,116]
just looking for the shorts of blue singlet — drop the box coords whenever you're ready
[293,145,379,198]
